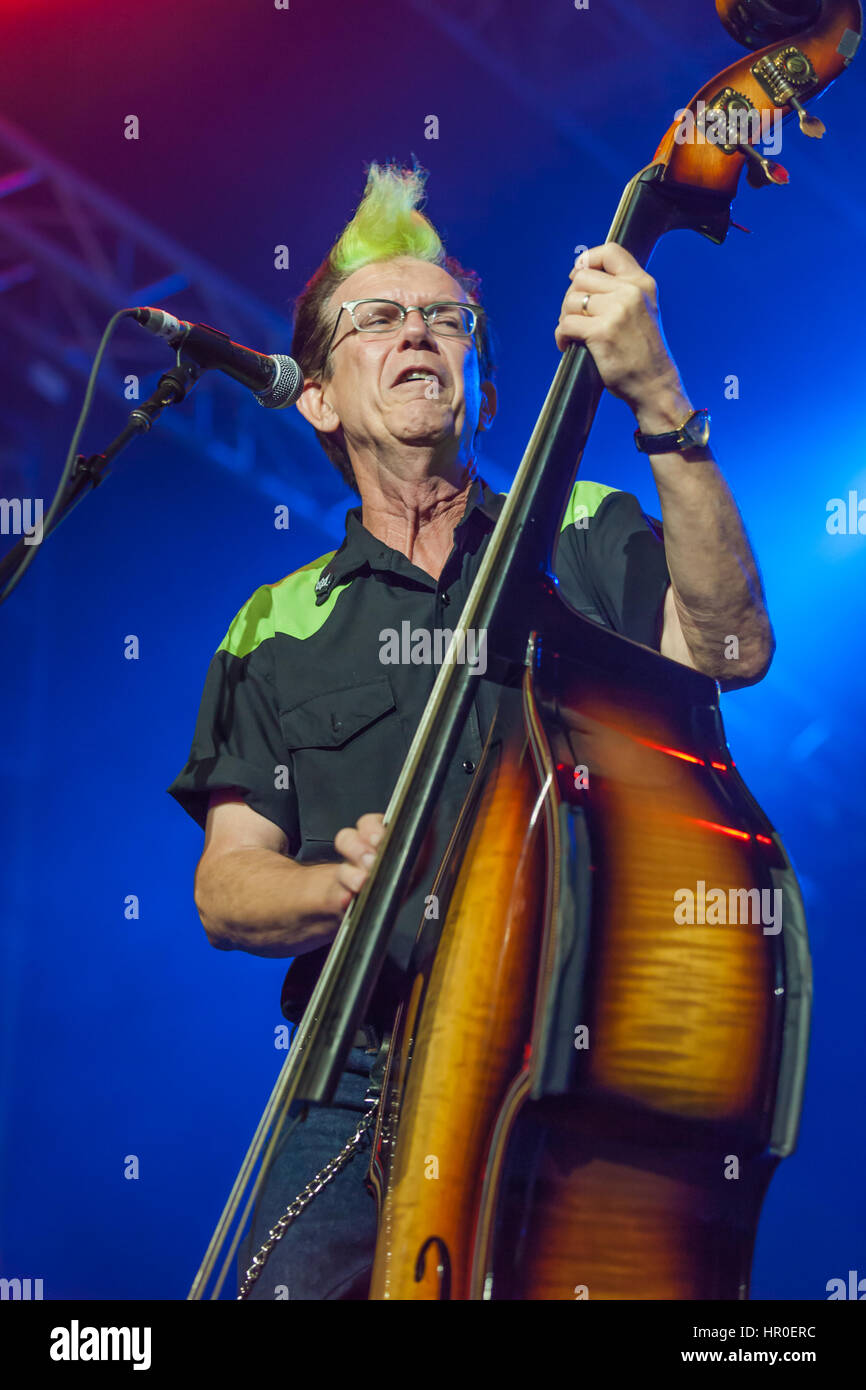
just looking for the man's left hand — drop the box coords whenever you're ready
[555,243,685,424]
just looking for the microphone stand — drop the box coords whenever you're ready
[0,360,202,599]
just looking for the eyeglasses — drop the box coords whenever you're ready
[321,299,484,371]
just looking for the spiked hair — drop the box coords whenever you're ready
[290,161,495,494]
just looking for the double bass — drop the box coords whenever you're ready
[191,0,860,1301]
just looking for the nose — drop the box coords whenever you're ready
[398,307,437,346]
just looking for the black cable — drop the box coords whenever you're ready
[0,308,136,605]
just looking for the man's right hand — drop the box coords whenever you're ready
[194,792,386,957]
[331,812,386,913]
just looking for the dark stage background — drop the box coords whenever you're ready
[0,0,863,1301]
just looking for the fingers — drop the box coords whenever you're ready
[563,279,646,323]
[572,242,644,276]
[333,812,386,897]
[567,266,615,291]
[356,812,385,846]
[555,305,596,351]
[334,814,384,865]
[334,859,368,900]
[569,245,656,301]
[556,255,657,351]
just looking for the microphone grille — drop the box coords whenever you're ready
[255,355,304,409]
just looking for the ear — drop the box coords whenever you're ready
[476,379,497,434]
[294,377,343,437]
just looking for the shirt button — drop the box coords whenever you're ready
[440,592,450,606]
[462,759,475,774]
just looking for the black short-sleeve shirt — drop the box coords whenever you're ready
[168,476,670,1029]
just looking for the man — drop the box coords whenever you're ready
[168,161,773,1299]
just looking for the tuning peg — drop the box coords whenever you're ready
[751,47,827,140]
[741,144,790,188]
[790,97,826,138]
[771,80,826,137]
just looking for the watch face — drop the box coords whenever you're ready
[684,409,710,447]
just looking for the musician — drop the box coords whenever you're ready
[168,162,774,1299]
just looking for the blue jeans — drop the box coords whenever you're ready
[237,1045,380,1300]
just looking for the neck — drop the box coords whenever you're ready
[358,466,475,582]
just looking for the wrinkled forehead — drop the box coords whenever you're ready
[328,257,468,315]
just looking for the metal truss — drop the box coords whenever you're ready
[0,114,353,539]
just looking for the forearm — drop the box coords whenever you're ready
[636,382,774,682]
[194,848,340,958]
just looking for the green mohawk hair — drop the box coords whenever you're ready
[289,159,492,494]
[329,161,445,277]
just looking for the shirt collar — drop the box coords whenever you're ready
[314,475,505,603]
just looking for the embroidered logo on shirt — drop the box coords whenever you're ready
[315,571,334,596]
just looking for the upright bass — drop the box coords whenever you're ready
[191,0,860,1301]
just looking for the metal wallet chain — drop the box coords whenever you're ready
[237,1094,380,1300]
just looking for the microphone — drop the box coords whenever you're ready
[130,307,303,409]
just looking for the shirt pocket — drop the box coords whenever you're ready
[279,676,405,844]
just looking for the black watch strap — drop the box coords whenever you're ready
[634,408,710,454]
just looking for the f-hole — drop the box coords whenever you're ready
[414,1236,452,1299]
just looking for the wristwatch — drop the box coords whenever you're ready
[634,407,710,454]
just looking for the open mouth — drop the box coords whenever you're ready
[391,367,443,389]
